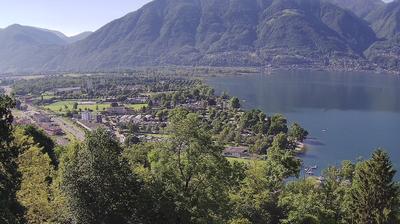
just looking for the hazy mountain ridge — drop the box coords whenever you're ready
[2,0,400,73]
[41,29,93,44]
[365,1,400,71]
[325,0,384,17]
[0,25,66,72]
[0,25,93,72]
[44,0,377,72]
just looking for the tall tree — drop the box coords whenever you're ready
[350,149,399,224]
[61,129,144,224]
[22,125,57,167]
[231,133,301,223]
[230,97,241,109]
[17,145,54,224]
[0,95,24,224]
[288,123,308,142]
[268,114,288,136]
[149,108,233,223]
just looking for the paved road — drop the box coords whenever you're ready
[51,115,86,141]
[26,104,86,141]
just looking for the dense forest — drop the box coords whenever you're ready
[1,94,399,224]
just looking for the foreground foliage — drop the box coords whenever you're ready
[1,96,400,224]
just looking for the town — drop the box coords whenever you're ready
[4,72,308,161]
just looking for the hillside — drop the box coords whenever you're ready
[0,24,66,72]
[43,0,376,72]
[365,1,400,71]
[67,31,93,43]
[326,0,384,17]
[0,25,94,73]
[366,0,400,38]
[42,29,93,43]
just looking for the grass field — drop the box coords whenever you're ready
[127,103,148,110]
[44,101,110,112]
[44,101,149,113]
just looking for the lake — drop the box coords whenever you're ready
[207,70,400,176]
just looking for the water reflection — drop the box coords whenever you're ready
[209,70,400,113]
[208,70,400,176]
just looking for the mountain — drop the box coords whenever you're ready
[39,29,93,43]
[68,32,93,43]
[0,24,66,72]
[325,0,384,18]
[365,1,400,70]
[0,25,94,72]
[45,0,377,72]
[366,0,400,38]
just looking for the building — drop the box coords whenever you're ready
[32,113,51,123]
[106,107,133,115]
[81,111,93,122]
[55,87,82,95]
[127,96,148,104]
[223,147,250,158]
[95,114,103,123]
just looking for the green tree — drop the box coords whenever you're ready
[61,129,144,224]
[231,134,301,223]
[17,145,54,224]
[149,108,233,223]
[230,161,283,224]
[72,102,78,110]
[349,149,399,224]
[230,97,241,109]
[279,178,330,224]
[266,133,301,180]
[288,123,308,142]
[22,125,57,167]
[124,134,140,147]
[0,95,24,224]
[268,114,288,136]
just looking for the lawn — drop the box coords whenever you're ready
[126,103,148,110]
[44,101,110,113]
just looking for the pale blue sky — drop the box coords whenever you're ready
[0,0,152,36]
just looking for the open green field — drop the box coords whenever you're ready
[44,101,149,113]
[44,101,110,112]
[126,103,148,110]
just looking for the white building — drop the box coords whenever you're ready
[81,111,93,122]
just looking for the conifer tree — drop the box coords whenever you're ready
[350,149,399,224]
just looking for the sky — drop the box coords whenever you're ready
[0,0,152,36]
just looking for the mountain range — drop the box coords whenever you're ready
[1,0,400,73]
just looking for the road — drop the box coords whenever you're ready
[26,104,86,142]
[51,115,86,141]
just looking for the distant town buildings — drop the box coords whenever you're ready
[81,111,93,122]
[223,146,250,158]
[106,107,133,115]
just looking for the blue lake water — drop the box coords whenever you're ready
[207,70,400,175]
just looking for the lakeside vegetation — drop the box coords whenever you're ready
[1,94,400,224]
